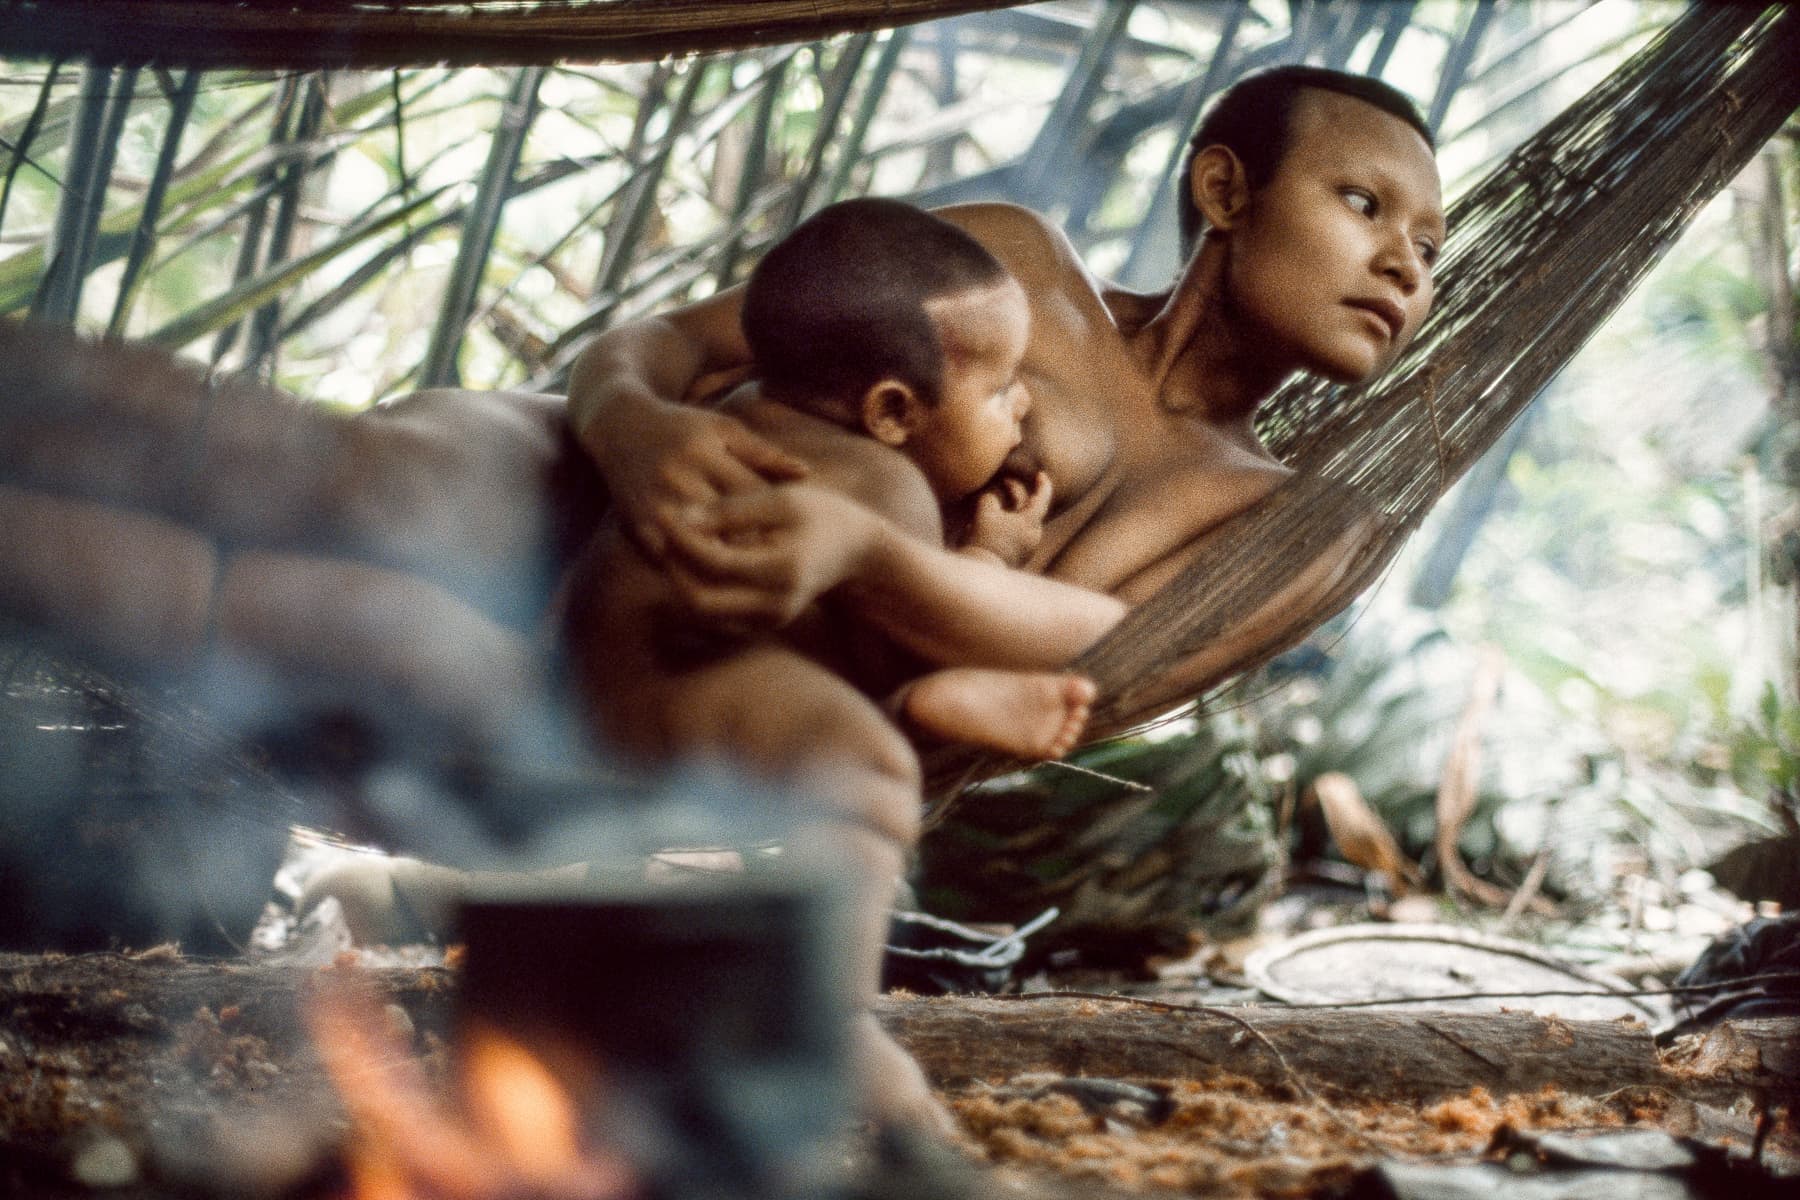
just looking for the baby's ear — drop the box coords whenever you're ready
[861,379,923,447]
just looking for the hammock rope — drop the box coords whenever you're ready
[1058,2,1800,745]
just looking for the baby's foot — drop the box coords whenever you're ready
[900,669,1093,760]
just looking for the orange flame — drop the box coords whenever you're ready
[306,980,636,1200]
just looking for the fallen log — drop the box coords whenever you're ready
[877,993,1800,1106]
[1,954,1794,1114]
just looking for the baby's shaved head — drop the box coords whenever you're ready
[743,198,1011,416]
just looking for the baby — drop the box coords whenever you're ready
[567,197,1096,771]
[562,197,1108,1125]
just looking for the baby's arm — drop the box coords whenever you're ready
[566,287,807,554]
[663,481,1125,672]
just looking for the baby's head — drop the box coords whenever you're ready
[744,198,1031,502]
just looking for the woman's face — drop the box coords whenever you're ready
[1215,90,1444,382]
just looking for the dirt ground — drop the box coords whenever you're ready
[1,947,1794,1199]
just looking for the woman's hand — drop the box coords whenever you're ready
[658,483,882,628]
[601,403,809,558]
[962,471,1052,567]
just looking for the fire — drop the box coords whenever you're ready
[306,981,636,1200]
[459,1022,588,1182]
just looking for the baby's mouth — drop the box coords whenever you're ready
[1002,444,1038,476]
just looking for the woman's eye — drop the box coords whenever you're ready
[1342,189,1376,217]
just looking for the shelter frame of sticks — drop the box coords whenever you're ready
[4,0,1589,404]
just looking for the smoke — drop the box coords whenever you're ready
[0,322,838,954]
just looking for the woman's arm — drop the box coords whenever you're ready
[565,287,807,553]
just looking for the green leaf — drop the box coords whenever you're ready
[148,184,451,350]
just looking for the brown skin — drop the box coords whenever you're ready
[567,277,1106,771]
[566,92,1443,1125]
[0,335,590,745]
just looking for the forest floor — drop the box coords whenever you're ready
[1,847,1795,1200]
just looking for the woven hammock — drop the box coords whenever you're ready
[1049,2,1800,750]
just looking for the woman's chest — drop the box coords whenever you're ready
[1036,421,1291,598]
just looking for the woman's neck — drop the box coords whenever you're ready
[1131,236,1291,438]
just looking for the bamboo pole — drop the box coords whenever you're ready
[1013,0,1138,213]
[0,0,1027,69]
[1427,0,1498,137]
[150,183,452,349]
[33,63,130,325]
[247,73,332,373]
[713,53,789,287]
[1323,2,1383,72]
[0,58,59,238]
[780,31,873,230]
[1365,1,1418,79]
[591,60,709,313]
[107,68,200,336]
[820,27,909,208]
[282,151,602,349]
[418,66,547,389]
[212,75,300,366]
[1118,0,1249,288]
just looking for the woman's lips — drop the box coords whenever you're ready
[1346,297,1405,340]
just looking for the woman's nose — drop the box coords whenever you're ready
[1378,236,1423,294]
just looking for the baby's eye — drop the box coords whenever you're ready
[1417,239,1440,267]
[1342,188,1376,217]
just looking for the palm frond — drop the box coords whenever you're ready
[150,183,451,350]
[0,58,62,236]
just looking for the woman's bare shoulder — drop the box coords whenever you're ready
[932,203,1087,281]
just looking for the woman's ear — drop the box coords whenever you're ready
[861,379,924,447]
[1189,144,1251,232]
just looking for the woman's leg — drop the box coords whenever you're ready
[0,322,595,627]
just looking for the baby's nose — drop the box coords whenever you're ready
[1011,382,1032,420]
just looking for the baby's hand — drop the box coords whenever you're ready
[963,471,1052,567]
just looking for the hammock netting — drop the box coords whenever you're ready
[1058,1,1800,745]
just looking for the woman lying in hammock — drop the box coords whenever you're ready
[0,64,1437,749]
[573,65,1441,730]
[0,61,1439,1128]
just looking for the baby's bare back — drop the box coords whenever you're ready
[563,388,942,761]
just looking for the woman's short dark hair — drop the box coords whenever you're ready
[743,197,1011,415]
[1175,66,1432,258]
